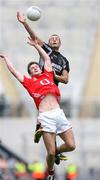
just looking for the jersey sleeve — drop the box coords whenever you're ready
[43,68,54,79]
[21,76,31,88]
[42,43,52,55]
[63,58,70,72]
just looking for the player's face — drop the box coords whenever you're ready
[29,64,42,76]
[48,35,61,49]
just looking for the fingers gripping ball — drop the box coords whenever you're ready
[26,6,41,21]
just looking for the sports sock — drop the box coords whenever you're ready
[48,169,54,175]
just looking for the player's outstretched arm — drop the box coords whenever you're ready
[0,55,24,83]
[17,12,43,46]
[27,37,52,72]
[54,70,69,84]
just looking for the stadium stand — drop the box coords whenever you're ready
[0,142,28,165]
[0,0,100,118]
[1,1,100,180]
[0,61,29,117]
[0,81,6,116]
[79,24,100,117]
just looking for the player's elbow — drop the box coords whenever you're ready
[63,78,69,84]
[46,57,51,63]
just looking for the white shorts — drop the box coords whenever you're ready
[37,108,72,134]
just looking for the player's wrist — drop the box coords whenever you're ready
[23,20,27,25]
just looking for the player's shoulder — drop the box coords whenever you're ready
[24,75,32,82]
[21,75,32,86]
[43,68,52,75]
[42,43,52,51]
[59,52,69,62]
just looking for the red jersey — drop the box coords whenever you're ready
[22,69,61,109]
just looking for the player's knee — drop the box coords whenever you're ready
[69,142,76,151]
[65,142,76,151]
[69,143,76,151]
[48,149,55,157]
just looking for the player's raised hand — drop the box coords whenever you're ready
[27,37,38,47]
[0,54,8,60]
[17,12,26,23]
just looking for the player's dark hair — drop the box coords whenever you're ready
[51,34,60,37]
[27,61,40,75]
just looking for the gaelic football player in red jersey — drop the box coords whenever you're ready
[0,38,75,180]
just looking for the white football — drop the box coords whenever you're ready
[26,6,41,21]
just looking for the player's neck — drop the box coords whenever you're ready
[52,47,59,52]
[32,73,42,78]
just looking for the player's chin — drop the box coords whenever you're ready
[51,44,59,48]
[34,72,40,76]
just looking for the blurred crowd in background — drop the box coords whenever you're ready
[0,0,100,180]
[0,152,78,180]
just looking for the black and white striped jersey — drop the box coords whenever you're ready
[39,43,70,85]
